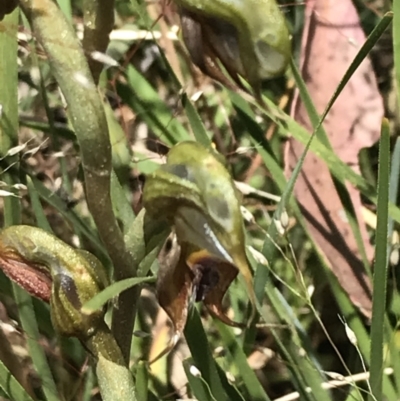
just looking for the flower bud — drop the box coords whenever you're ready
[176,0,291,95]
[50,249,108,339]
[0,226,109,340]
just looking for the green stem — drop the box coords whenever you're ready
[82,0,115,84]
[87,322,136,401]
[18,0,138,361]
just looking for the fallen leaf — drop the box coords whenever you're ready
[285,0,383,317]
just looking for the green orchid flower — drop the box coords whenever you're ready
[143,141,256,361]
[176,0,291,95]
[0,225,109,339]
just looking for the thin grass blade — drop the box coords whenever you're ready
[184,308,243,401]
[0,359,35,401]
[368,119,391,401]
[82,276,155,313]
[215,320,271,401]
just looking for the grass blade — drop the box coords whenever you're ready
[183,358,214,401]
[0,359,35,401]
[290,58,371,272]
[82,276,155,313]
[184,308,243,401]
[394,2,400,107]
[135,361,149,401]
[181,92,211,147]
[13,290,60,401]
[388,138,400,246]
[0,9,51,401]
[368,119,391,401]
[215,320,271,401]
[305,12,392,139]
[29,176,108,258]
[251,93,400,224]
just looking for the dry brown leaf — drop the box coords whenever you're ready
[285,0,384,318]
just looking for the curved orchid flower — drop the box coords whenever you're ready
[143,141,256,361]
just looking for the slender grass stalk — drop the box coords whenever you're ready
[0,6,21,226]
[368,119,391,401]
[393,4,400,102]
[0,9,20,213]
[135,361,149,401]
[184,309,240,401]
[290,58,371,275]
[215,321,272,401]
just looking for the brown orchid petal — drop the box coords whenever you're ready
[186,250,245,328]
[0,249,52,302]
[0,0,18,21]
[152,236,249,364]
[157,251,192,335]
[174,204,256,317]
[180,10,244,92]
[153,241,193,364]
[200,16,247,89]
[180,10,207,72]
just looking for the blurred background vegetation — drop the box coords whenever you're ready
[0,0,399,400]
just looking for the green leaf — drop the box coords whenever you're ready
[135,361,149,401]
[56,0,72,21]
[13,289,60,401]
[181,92,212,147]
[215,320,271,401]
[82,276,155,313]
[184,308,244,401]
